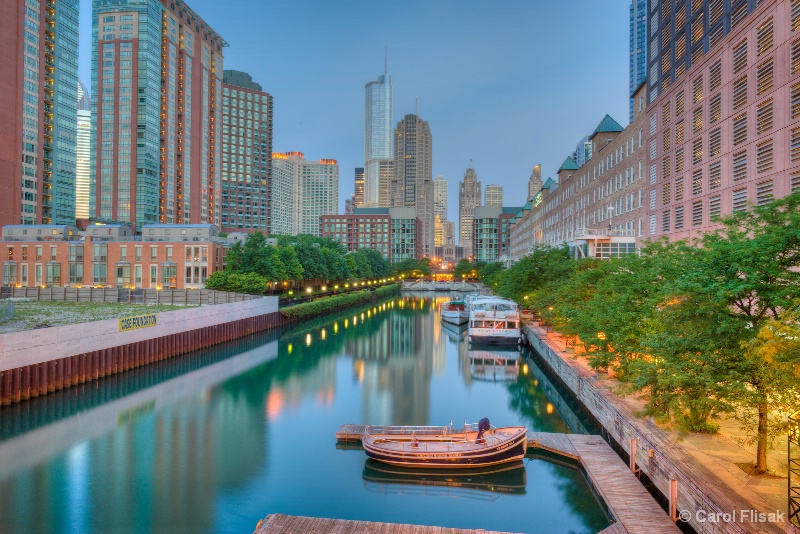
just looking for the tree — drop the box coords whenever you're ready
[205,271,268,294]
[453,259,473,279]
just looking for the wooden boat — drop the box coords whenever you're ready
[440,299,469,325]
[362,459,527,495]
[362,418,527,468]
[467,297,521,345]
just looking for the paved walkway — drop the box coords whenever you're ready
[529,323,789,532]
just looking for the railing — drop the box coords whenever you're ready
[573,227,637,238]
[790,411,800,529]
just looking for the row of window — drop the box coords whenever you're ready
[0,262,206,287]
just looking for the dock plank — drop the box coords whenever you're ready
[254,514,517,534]
[568,435,680,534]
[597,523,628,534]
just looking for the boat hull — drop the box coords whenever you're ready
[441,310,469,325]
[468,328,521,345]
[363,429,527,469]
[362,460,527,495]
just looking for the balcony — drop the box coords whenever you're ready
[573,228,637,239]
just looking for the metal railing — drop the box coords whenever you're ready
[790,411,800,529]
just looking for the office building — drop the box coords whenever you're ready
[647,0,800,242]
[354,167,365,207]
[458,167,482,256]
[270,152,338,236]
[472,206,521,264]
[527,164,543,201]
[364,65,392,207]
[220,70,273,233]
[630,0,647,122]
[433,214,445,248]
[392,114,433,257]
[321,207,420,262]
[444,221,455,245]
[485,184,503,207]
[0,0,79,226]
[433,175,448,223]
[91,0,225,227]
[76,82,92,220]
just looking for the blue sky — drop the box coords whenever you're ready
[78,0,630,223]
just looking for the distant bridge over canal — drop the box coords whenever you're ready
[401,280,485,292]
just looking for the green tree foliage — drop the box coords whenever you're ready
[453,259,474,279]
[393,258,431,277]
[204,271,268,294]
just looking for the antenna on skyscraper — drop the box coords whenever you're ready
[384,46,388,75]
[415,97,418,116]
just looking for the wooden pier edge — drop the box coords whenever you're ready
[254,513,517,534]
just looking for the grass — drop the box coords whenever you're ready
[0,300,194,333]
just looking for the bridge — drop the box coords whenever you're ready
[401,280,484,292]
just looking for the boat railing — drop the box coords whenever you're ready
[364,421,502,448]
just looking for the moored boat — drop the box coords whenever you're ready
[467,297,521,345]
[440,298,469,326]
[362,418,527,468]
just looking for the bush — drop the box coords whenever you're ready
[205,271,268,294]
[280,284,401,320]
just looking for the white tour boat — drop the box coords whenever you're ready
[440,298,469,326]
[467,297,521,345]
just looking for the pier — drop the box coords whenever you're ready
[254,514,514,533]
[335,425,680,534]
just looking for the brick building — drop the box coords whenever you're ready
[320,207,421,263]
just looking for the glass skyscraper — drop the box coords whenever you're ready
[364,66,392,207]
[76,81,92,220]
[629,0,647,122]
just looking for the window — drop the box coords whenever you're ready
[709,195,722,219]
[650,139,657,159]
[676,177,685,201]
[732,188,748,212]
[663,181,671,205]
[662,210,671,232]
[709,128,721,157]
[733,76,748,109]
[692,45,703,66]
[756,59,773,95]
[709,61,722,92]
[675,206,685,230]
[756,140,773,173]
[663,157,671,179]
[2,263,17,285]
[693,76,704,103]
[709,161,721,190]
[650,114,657,135]
[733,114,748,146]
[93,263,107,285]
[692,16,703,44]
[756,181,773,206]
[792,83,800,119]
[150,265,157,286]
[692,169,703,195]
[662,102,671,125]
[709,0,724,26]
[732,150,748,182]
[792,39,800,75]
[791,127,800,162]
[733,40,748,74]
[731,3,748,29]
[650,189,657,209]
[693,107,703,133]
[676,148,685,173]
[649,214,657,235]
[663,128,671,151]
[693,138,703,164]
[757,18,773,56]
[709,94,722,124]
[793,0,800,31]
[755,99,773,134]
[676,91,685,115]
[676,120,685,144]
[692,200,703,226]
[792,171,800,192]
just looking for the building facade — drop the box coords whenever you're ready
[364,68,392,207]
[630,0,647,121]
[76,83,92,220]
[320,207,420,263]
[354,167,365,207]
[0,0,79,226]
[92,0,225,227]
[458,167,482,256]
[472,206,520,264]
[527,164,543,201]
[1,224,226,289]
[392,114,433,257]
[646,0,800,242]
[484,184,504,207]
[220,70,272,233]
[433,175,448,222]
[270,152,338,237]
[509,92,647,261]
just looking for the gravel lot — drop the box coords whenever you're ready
[0,301,194,334]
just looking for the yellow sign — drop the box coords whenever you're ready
[119,313,158,332]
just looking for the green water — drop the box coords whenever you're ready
[0,295,610,533]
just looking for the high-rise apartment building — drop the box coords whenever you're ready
[485,184,503,207]
[528,164,543,201]
[433,175,448,223]
[377,159,394,207]
[458,167,481,254]
[646,0,759,105]
[0,0,79,226]
[434,214,445,248]
[76,82,92,220]
[270,152,338,236]
[392,114,433,257]
[220,70,272,233]
[354,167,365,207]
[92,0,225,227]
[364,65,392,207]
[321,207,420,262]
[573,135,593,167]
[630,0,647,121]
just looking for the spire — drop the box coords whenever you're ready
[384,46,388,75]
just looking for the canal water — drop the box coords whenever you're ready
[0,294,610,534]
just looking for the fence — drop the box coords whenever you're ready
[0,287,259,306]
[0,300,13,322]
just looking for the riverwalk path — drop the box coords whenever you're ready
[525,322,790,534]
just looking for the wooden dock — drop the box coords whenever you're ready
[334,425,680,534]
[254,514,516,533]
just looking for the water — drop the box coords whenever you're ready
[0,294,610,534]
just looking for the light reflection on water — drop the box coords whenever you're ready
[0,294,609,534]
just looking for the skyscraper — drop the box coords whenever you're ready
[92,0,225,226]
[354,167,365,207]
[392,114,433,257]
[220,70,273,233]
[629,0,647,122]
[433,176,448,224]
[76,82,92,220]
[527,164,543,201]
[484,184,503,207]
[458,167,481,253]
[0,0,79,226]
[364,61,392,207]
[270,152,338,236]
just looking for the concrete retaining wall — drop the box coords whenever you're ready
[525,325,782,534]
[0,297,290,406]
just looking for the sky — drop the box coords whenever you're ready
[78,0,630,225]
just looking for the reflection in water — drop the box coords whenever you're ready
[469,347,520,383]
[0,294,609,534]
